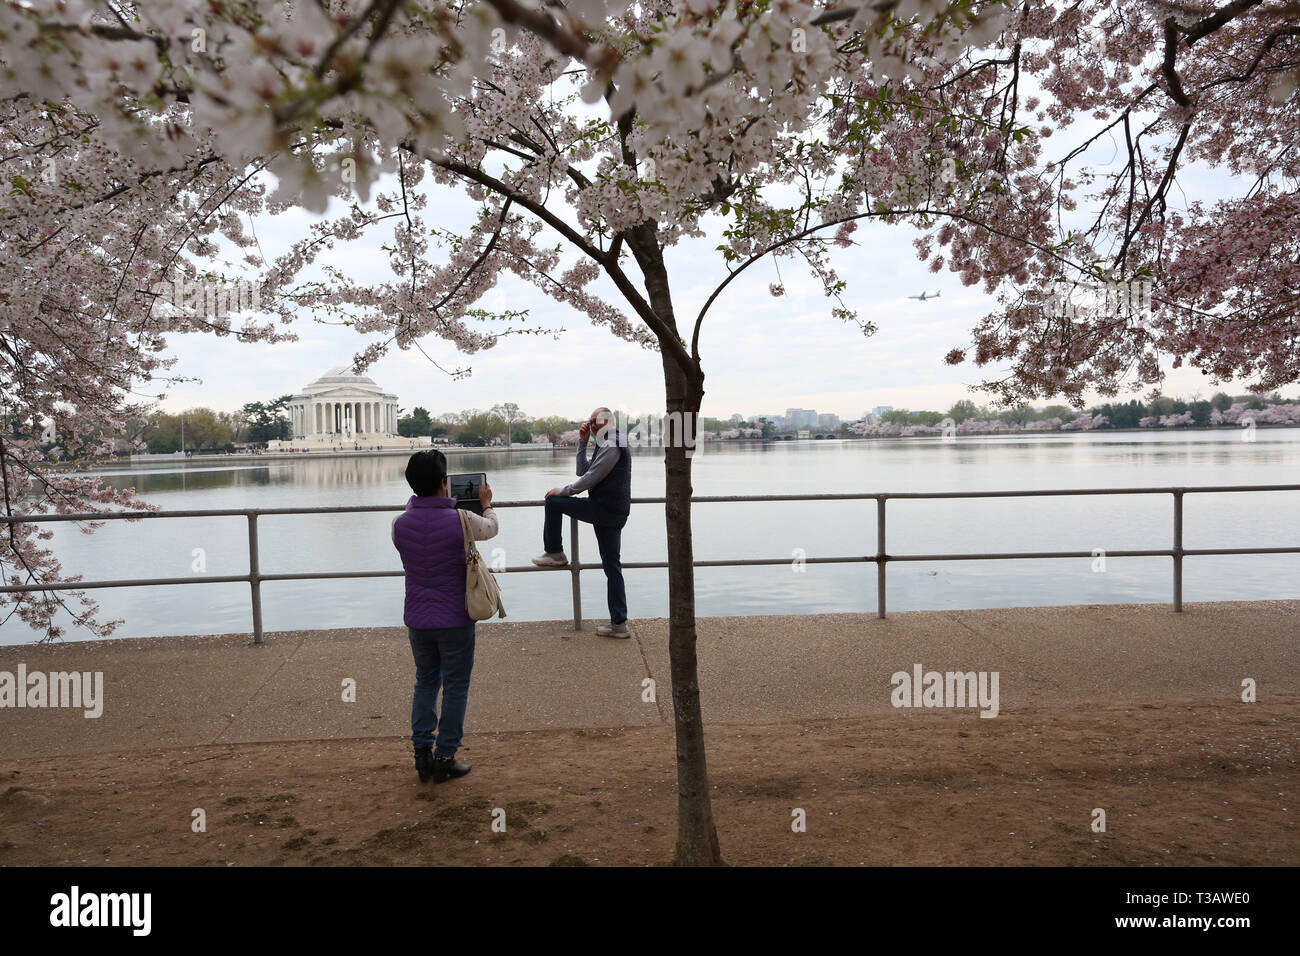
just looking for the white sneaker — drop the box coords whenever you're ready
[596,622,631,639]
[531,552,569,567]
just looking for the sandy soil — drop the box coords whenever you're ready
[1,696,1295,866]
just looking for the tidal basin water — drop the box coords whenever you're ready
[7,429,1299,643]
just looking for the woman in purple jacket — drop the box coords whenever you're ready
[391,451,497,784]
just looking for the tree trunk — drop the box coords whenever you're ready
[639,248,723,866]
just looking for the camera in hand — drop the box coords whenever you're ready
[449,472,486,515]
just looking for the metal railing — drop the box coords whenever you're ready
[2,484,1298,643]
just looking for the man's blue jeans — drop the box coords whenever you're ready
[543,496,628,625]
[408,624,476,757]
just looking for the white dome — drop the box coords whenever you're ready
[310,366,379,387]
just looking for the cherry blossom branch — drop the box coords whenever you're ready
[401,141,694,370]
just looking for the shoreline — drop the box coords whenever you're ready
[48,424,1300,472]
[55,442,566,471]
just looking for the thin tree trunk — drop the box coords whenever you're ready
[640,252,723,866]
[662,367,719,866]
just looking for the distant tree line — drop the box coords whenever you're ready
[124,398,569,453]
[397,403,541,445]
[105,389,1300,456]
[876,392,1297,431]
[131,395,295,453]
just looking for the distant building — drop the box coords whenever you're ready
[287,366,400,438]
[268,366,430,452]
[817,413,840,428]
[786,408,818,428]
[873,405,894,417]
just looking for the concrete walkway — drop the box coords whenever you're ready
[1,601,1296,760]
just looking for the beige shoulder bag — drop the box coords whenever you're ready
[458,509,506,620]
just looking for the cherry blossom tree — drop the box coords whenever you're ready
[3,0,1299,864]
[1215,400,1300,425]
[1258,403,1300,424]
[3,0,1011,865]
[935,0,1300,404]
[1060,412,1109,431]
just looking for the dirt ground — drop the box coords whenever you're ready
[1,696,1295,866]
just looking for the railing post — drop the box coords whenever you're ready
[248,512,264,644]
[876,496,887,619]
[1172,490,1184,612]
[570,514,582,631]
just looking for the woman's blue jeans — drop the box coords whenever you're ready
[408,624,476,757]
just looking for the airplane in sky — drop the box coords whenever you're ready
[908,290,941,301]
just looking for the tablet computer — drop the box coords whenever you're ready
[449,473,486,515]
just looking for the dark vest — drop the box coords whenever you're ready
[588,435,631,518]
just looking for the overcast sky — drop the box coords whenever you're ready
[154,147,1296,424]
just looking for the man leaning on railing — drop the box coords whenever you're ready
[532,406,632,638]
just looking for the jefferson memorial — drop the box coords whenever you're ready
[268,367,431,450]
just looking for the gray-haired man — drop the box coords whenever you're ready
[532,407,631,638]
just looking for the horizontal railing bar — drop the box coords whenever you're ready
[681,485,1300,501]
[4,483,1300,524]
[0,575,255,592]
[888,550,1176,561]
[848,484,1300,499]
[6,546,1298,594]
[1182,546,1300,556]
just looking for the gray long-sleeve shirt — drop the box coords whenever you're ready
[557,436,619,497]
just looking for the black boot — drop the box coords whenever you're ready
[414,746,434,784]
[432,754,472,783]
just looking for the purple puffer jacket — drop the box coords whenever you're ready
[392,495,471,629]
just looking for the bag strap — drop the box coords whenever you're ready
[460,509,475,561]
[457,508,475,564]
